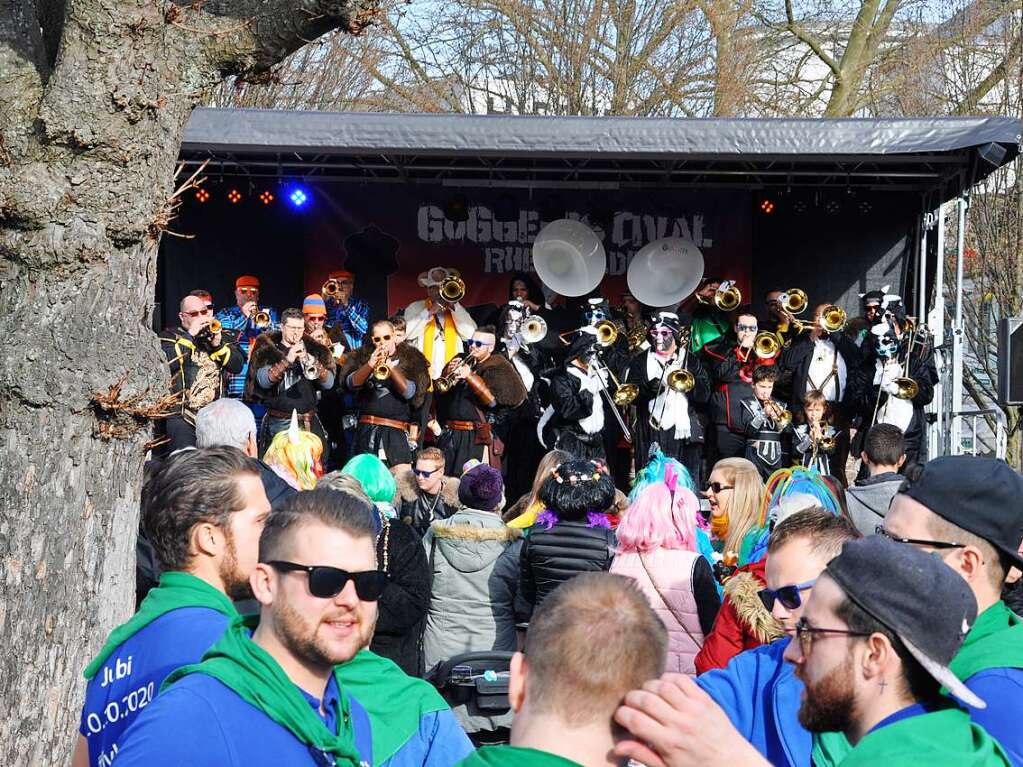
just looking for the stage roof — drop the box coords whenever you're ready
[180,108,1020,195]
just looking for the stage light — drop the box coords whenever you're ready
[759,198,775,214]
[793,200,808,215]
[195,188,210,203]
[858,200,872,215]
[825,199,841,215]
[259,190,274,205]
[288,187,309,208]
[227,189,242,204]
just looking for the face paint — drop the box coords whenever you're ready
[876,333,899,359]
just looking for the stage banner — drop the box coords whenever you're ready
[302,183,752,318]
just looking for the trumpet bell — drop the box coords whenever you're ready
[440,275,465,303]
[208,319,222,334]
[666,368,695,394]
[820,435,837,451]
[775,409,792,428]
[613,383,639,407]
[892,377,918,400]
[754,331,781,359]
[820,305,847,332]
[373,364,392,381]
[782,288,808,315]
[626,237,705,308]
[521,316,548,344]
[254,310,271,329]
[322,279,341,299]
[594,319,619,347]
[715,285,741,311]
[532,219,606,297]
[434,377,452,394]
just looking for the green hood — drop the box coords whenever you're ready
[456,746,583,767]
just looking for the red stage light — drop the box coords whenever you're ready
[195,188,210,203]
[227,189,242,204]
[259,190,274,205]
[760,199,775,214]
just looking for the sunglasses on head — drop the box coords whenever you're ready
[183,308,211,318]
[758,578,817,611]
[267,561,388,601]
[704,481,734,493]
[413,467,440,478]
[466,339,492,348]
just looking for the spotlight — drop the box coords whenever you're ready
[825,199,841,215]
[227,189,242,204]
[858,200,872,215]
[259,190,274,205]
[759,198,775,214]
[195,188,210,203]
[793,200,808,215]
[289,187,309,208]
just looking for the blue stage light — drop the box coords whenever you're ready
[288,187,309,208]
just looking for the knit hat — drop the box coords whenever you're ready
[236,275,260,288]
[303,294,326,315]
[458,464,504,510]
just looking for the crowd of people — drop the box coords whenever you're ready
[67,266,1023,767]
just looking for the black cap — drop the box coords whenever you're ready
[900,456,1023,571]
[826,536,983,708]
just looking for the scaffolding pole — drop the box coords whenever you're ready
[930,203,946,458]
[951,195,969,454]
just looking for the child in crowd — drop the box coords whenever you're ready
[792,389,836,475]
[740,365,792,480]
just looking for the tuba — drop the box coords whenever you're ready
[714,283,741,311]
[754,331,781,360]
[781,288,808,315]
[532,219,606,297]
[820,305,847,333]
[439,274,466,304]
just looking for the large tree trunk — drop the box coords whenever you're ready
[0,2,376,762]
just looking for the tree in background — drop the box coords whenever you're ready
[0,2,378,761]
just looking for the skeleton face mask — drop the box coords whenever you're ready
[875,332,899,359]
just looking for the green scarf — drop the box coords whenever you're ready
[457,745,583,767]
[165,614,361,767]
[950,600,1023,681]
[84,571,237,680]
[335,650,449,765]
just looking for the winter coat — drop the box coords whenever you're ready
[611,549,720,675]
[518,520,616,617]
[393,468,461,539]
[845,471,902,536]
[695,558,784,674]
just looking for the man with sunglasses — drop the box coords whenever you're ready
[692,509,858,766]
[866,455,1023,764]
[340,319,431,467]
[395,447,461,539]
[215,275,279,405]
[435,326,527,474]
[161,293,243,451]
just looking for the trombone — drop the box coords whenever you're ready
[781,288,808,315]
[590,354,636,442]
[754,331,781,360]
[819,305,847,333]
[649,354,696,431]
[714,282,741,311]
[439,274,466,304]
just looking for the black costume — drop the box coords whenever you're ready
[740,398,793,480]
[160,326,242,451]
[246,332,335,458]
[339,343,430,467]
[501,342,551,501]
[538,363,608,461]
[394,467,461,539]
[704,340,775,459]
[436,353,527,475]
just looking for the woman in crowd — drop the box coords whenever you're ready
[341,453,431,676]
[695,457,783,673]
[517,458,617,616]
[262,416,324,491]
[504,449,572,529]
[610,475,720,675]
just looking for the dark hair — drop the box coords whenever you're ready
[259,487,377,563]
[768,508,859,558]
[734,305,756,320]
[189,289,212,299]
[833,592,939,702]
[142,447,262,571]
[475,325,497,337]
[820,475,849,519]
[280,308,304,324]
[388,314,407,332]
[752,365,779,384]
[538,459,615,520]
[864,424,906,466]
[507,271,545,305]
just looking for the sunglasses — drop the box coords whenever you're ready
[372,335,392,343]
[413,467,440,478]
[650,329,673,337]
[704,482,734,493]
[238,287,259,295]
[183,308,211,318]
[758,578,817,612]
[306,316,326,323]
[737,324,758,332]
[267,561,388,601]
[874,525,966,550]
[466,339,493,348]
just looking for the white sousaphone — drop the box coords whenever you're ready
[626,237,705,308]
[531,218,606,297]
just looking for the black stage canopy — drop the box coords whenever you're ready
[180,108,1020,196]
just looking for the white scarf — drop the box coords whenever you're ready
[806,338,847,402]
[537,364,604,446]
[874,359,913,431]
[511,354,534,391]
[646,352,691,439]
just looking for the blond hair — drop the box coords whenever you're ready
[713,457,764,554]
[523,573,667,726]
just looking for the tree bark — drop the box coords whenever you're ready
[0,1,376,763]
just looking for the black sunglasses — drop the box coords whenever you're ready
[758,579,817,612]
[874,525,966,550]
[705,482,734,494]
[267,561,388,601]
[413,467,439,478]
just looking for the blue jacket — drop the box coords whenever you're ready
[697,637,809,767]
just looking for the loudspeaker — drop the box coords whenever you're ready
[997,316,1023,405]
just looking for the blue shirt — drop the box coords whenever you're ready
[326,296,369,351]
[962,667,1023,765]
[78,606,230,767]
[382,710,475,767]
[114,672,373,767]
[215,305,279,397]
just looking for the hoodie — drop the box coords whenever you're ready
[845,471,903,536]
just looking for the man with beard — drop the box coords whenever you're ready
[612,536,1009,767]
[626,312,711,484]
[114,488,377,766]
[73,448,269,767]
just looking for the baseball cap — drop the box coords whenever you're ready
[900,455,1023,571]
[825,536,984,709]
[235,275,260,288]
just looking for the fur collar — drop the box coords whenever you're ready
[339,342,431,408]
[430,521,522,542]
[245,331,334,399]
[723,569,785,644]
[477,354,528,407]
[393,467,461,507]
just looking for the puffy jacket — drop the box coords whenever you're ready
[845,472,902,536]
[695,558,783,674]
[518,521,615,615]
[611,549,720,675]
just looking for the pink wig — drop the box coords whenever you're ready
[616,482,700,554]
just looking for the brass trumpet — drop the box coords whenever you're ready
[440,275,466,303]
[819,434,837,452]
[521,316,548,345]
[372,363,392,381]
[781,288,808,315]
[434,356,477,394]
[754,331,781,359]
[322,279,342,300]
[666,368,695,394]
[253,309,271,329]
[764,400,791,428]
[820,305,847,333]
[714,284,741,311]
[891,377,918,400]
[208,319,222,334]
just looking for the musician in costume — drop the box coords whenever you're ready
[340,319,430,467]
[793,389,838,475]
[245,308,335,459]
[161,294,242,452]
[845,285,894,348]
[739,365,793,480]
[626,312,711,485]
[434,326,528,474]
[686,277,732,353]
[323,269,369,351]
[404,266,477,379]
[214,275,278,403]
[303,293,347,470]
[538,329,610,461]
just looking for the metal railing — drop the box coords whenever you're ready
[951,408,1008,460]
